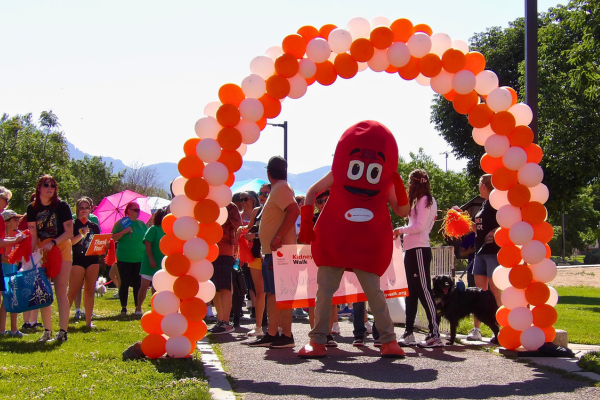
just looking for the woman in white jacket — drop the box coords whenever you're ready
[393,169,441,348]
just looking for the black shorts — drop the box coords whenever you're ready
[211,255,234,292]
[73,255,100,269]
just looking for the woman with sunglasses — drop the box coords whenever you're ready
[27,176,74,342]
[67,198,101,329]
[111,201,147,315]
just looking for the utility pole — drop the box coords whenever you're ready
[266,121,288,162]
[525,0,539,143]
[440,151,449,172]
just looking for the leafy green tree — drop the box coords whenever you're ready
[70,156,124,207]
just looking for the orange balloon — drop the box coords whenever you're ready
[141,311,164,335]
[498,245,522,268]
[443,89,456,101]
[180,298,208,322]
[224,173,235,187]
[334,53,358,79]
[507,184,531,208]
[442,49,466,73]
[141,334,166,359]
[418,53,442,77]
[318,24,337,40]
[350,38,375,62]
[503,86,518,106]
[184,320,208,343]
[194,199,220,224]
[481,153,504,174]
[266,74,290,99]
[184,177,209,201]
[173,275,200,300]
[498,326,521,350]
[413,23,432,36]
[525,143,543,163]
[217,127,242,151]
[216,104,240,128]
[178,155,204,179]
[297,25,319,43]
[525,282,550,306]
[183,138,201,157]
[495,228,514,247]
[160,234,185,256]
[256,117,267,131]
[207,244,219,262]
[492,167,518,191]
[275,53,299,78]
[315,61,337,86]
[541,325,556,342]
[546,243,552,258]
[218,150,243,173]
[370,26,394,49]
[218,84,245,107]
[259,94,282,119]
[197,222,223,245]
[522,202,547,225]
[496,306,510,327]
[464,52,486,74]
[532,304,557,328]
[164,253,191,276]
[509,264,533,289]
[490,111,516,135]
[453,91,479,114]
[390,18,414,42]
[397,56,420,80]
[282,34,306,58]
[533,222,554,243]
[468,104,494,128]
[162,214,176,235]
[385,65,399,74]
[508,126,534,148]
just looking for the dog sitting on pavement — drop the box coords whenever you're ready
[432,275,499,345]
[95,277,108,297]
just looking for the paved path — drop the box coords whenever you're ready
[209,316,600,400]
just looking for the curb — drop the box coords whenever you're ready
[197,338,236,400]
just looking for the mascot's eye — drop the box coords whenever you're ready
[347,160,364,180]
[366,163,383,184]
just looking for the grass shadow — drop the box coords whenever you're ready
[0,338,63,354]
[559,296,600,306]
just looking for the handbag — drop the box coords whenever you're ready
[232,260,247,296]
[2,254,54,313]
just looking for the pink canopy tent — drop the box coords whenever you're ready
[95,190,152,233]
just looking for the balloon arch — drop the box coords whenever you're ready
[140,17,558,358]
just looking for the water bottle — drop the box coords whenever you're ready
[233,259,240,271]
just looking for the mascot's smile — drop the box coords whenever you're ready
[343,185,380,197]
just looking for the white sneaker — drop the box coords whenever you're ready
[418,336,444,348]
[365,321,373,334]
[398,331,417,346]
[467,327,482,341]
[247,327,265,337]
[330,322,340,335]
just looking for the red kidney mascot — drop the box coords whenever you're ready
[297,120,410,358]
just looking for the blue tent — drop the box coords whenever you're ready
[230,178,305,196]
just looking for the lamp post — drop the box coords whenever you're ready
[266,121,288,162]
[525,0,538,143]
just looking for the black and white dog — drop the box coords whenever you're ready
[432,275,500,344]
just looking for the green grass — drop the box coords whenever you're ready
[578,351,600,374]
[0,290,211,400]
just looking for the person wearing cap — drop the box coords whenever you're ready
[248,156,300,349]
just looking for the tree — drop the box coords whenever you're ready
[70,156,124,207]
[120,162,168,198]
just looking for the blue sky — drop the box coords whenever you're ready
[0,0,561,174]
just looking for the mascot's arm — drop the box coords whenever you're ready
[298,171,334,244]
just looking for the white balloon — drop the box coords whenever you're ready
[501,286,528,309]
[497,204,522,229]
[530,259,557,283]
[546,286,559,306]
[236,120,260,145]
[475,70,499,95]
[298,58,317,78]
[452,39,469,53]
[518,163,544,187]
[203,102,222,118]
[487,87,513,112]
[508,307,534,331]
[265,46,283,61]
[328,51,338,63]
[430,33,452,57]
[406,33,432,58]
[521,240,546,264]
[503,147,528,171]
[196,138,221,163]
[153,290,180,315]
[371,16,391,28]
[206,184,232,208]
[165,336,192,358]
[509,221,534,245]
[415,74,431,86]
[346,17,371,39]
[508,103,534,126]
[306,38,331,63]
[217,207,228,225]
[328,29,353,53]
[452,70,476,94]
[529,184,549,204]
[188,259,214,282]
[387,42,411,67]
[521,326,546,350]
[203,162,229,186]
[484,134,510,158]
[472,125,495,146]
[492,266,511,290]
[161,313,188,337]
[196,280,216,302]
[238,98,264,123]
[171,176,188,197]
[241,74,266,99]
[183,237,209,261]
[287,74,308,99]
[194,117,220,140]
[357,62,368,72]
[237,143,247,157]
[153,269,177,293]
[170,195,196,218]
[250,55,275,80]
[172,216,199,241]
[430,69,454,94]
[367,49,389,72]
[489,189,509,210]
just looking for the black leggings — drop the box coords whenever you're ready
[404,247,440,338]
[117,261,141,310]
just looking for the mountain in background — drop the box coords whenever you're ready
[67,142,330,194]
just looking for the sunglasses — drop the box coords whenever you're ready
[316,198,328,205]
[129,209,140,213]
[78,206,91,210]
[240,197,250,202]
[258,191,270,197]
[43,183,57,189]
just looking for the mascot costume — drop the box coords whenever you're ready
[297,120,409,358]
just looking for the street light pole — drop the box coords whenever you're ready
[525,0,539,143]
[266,121,288,162]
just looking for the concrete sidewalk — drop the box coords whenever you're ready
[205,315,600,400]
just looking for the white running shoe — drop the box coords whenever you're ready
[467,327,482,341]
[330,322,340,335]
[418,336,444,348]
[398,331,417,347]
[365,321,373,334]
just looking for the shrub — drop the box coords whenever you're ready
[584,249,600,265]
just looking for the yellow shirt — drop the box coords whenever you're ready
[259,180,296,255]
